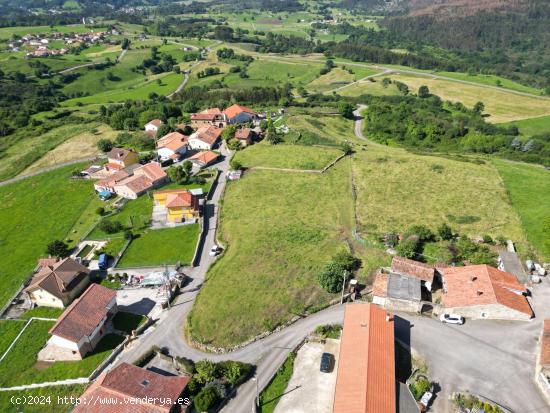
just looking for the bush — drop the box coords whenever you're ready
[230,159,243,170]
[46,240,70,258]
[332,251,361,272]
[437,223,454,240]
[97,138,114,152]
[195,360,218,384]
[95,207,105,216]
[99,220,123,234]
[396,238,420,259]
[404,225,436,243]
[194,386,220,412]
[175,356,196,374]
[317,262,345,293]
[410,378,431,400]
[186,377,202,396]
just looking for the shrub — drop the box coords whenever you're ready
[195,360,218,384]
[410,378,431,400]
[317,262,346,293]
[175,356,196,374]
[396,238,420,259]
[186,377,201,396]
[482,234,494,244]
[95,207,105,216]
[230,159,243,170]
[99,220,123,234]
[437,223,454,240]
[194,386,220,412]
[46,240,70,258]
[332,251,361,272]
[97,138,114,152]
[404,225,436,243]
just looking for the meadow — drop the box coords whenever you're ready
[336,76,402,97]
[0,384,87,412]
[116,224,199,268]
[351,146,527,245]
[0,164,95,307]
[0,320,26,355]
[433,71,543,95]
[493,160,550,260]
[503,115,550,137]
[306,67,379,94]
[188,161,354,347]
[283,109,357,143]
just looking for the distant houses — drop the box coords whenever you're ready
[24,258,91,309]
[40,284,117,361]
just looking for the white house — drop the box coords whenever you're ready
[223,104,257,124]
[144,119,163,137]
[40,284,117,361]
[156,132,188,161]
[188,126,222,150]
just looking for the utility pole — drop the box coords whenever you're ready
[340,270,348,305]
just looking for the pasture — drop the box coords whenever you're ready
[504,115,550,137]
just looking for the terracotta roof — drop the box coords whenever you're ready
[191,126,222,146]
[36,257,58,270]
[191,107,224,121]
[156,132,187,149]
[333,303,396,413]
[235,128,253,141]
[188,151,219,165]
[146,119,163,128]
[163,136,188,152]
[223,104,256,119]
[96,170,131,189]
[115,174,153,195]
[372,272,388,298]
[135,162,167,183]
[50,284,116,343]
[155,189,198,210]
[107,148,136,162]
[391,256,435,283]
[105,162,124,171]
[74,363,190,413]
[541,320,550,366]
[25,258,90,300]
[442,265,533,317]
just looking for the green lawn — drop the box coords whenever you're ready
[259,352,296,413]
[0,165,95,308]
[0,319,124,387]
[117,225,199,268]
[493,160,550,260]
[233,142,342,170]
[20,307,63,320]
[504,115,550,137]
[0,320,26,355]
[0,384,87,413]
[188,161,353,347]
[112,311,146,334]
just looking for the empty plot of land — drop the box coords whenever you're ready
[352,147,527,243]
[388,73,550,123]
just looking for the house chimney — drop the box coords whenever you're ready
[470,276,477,282]
[477,290,483,296]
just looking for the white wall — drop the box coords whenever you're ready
[188,138,212,151]
[29,289,65,308]
[49,334,80,351]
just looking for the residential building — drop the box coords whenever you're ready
[157,132,188,161]
[190,107,227,128]
[187,151,219,168]
[536,320,550,404]
[45,284,117,360]
[134,162,168,185]
[372,271,422,313]
[391,256,436,291]
[188,126,222,150]
[113,162,167,199]
[153,189,200,223]
[24,258,91,308]
[441,265,533,321]
[333,303,396,413]
[105,148,139,171]
[223,104,257,124]
[74,363,191,413]
[235,128,255,147]
[145,119,164,137]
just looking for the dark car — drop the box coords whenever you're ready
[320,352,334,373]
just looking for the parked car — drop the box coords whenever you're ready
[98,253,108,270]
[439,313,465,325]
[320,352,334,373]
[420,388,434,408]
[209,245,222,257]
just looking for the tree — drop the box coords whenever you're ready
[96,207,105,216]
[396,239,420,259]
[332,251,361,272]
[473,101,485,115]
[404,225,436,243]
[223,361,242,385]
[121,38,130,50]
[317,262,346,293]
[437,223,454,240]
[182,160,193,174]
[194,386,220,412]
[97,139,114,152]
[214,26,234,41]
[221,125,236,141]
[341,142,353,154]
[124,230,133,240]
[418,85,430,98]
[195,360,218,384]
[338,102,355,120]
[46,240,70,258]
[230,159,242,170]
[99,220,123,234]
[167,165,189,184]
[156,123,171,138]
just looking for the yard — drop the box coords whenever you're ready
[188,161,354,347]
[112,311,146,334]
[0,319,123,387]
[0,164,96,308]
[116,224,199,268]
[493,160,550,260]
[0,320,26,355]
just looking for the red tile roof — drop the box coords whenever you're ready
[223,104,256,120]
[135,162,167,183]
[191,126,222,146]
[391,256,435,283]
[156,189,198,209]
[74,363,190,413]
[157,132,186,148]
[50,284,116,343]
[188,151,219,165]
[333,303,396,413]
[442,265,533,317]
[235,128,253,141]
[372,272,388,298]
[115,174,153,195]
[191,107,224,121]
[146,119,163,128]
[541,320,550,366]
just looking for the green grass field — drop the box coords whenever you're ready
[306,67,379,94]
[434,71,543,95]
[0,24,106,38]
[0,165,95,307]
[0,384,87,413]
[188,161,353,347]
[233,142,342,170]
[503,115,550,137]
[493,160,550,260]
[283,109,357,143]
[0,319,123,387]
[112,311,146,334]
[20,307,63,320]
[352,146,527,245]
[337,77,402,97]
[117,225,199,268]
[0,320,26,355]
[259,352,296,413]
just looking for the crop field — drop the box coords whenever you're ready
[0,319,123,387]
[117,224,199,268]
[504,115,550,137]
[0,164,95,307]
[188,161,354,347]
[0,122,103,181]
[233,141,342,170]
[493,160,550,260]
[351,146,527,245]
[20,123,116,176]
[387,73,550,123]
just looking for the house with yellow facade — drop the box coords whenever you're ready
[153,189,200,223]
